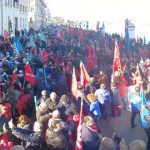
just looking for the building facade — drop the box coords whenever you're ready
[0,0,29,35]
[29,0,48,30]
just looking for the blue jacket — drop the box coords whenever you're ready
[90,100,101,118]
[130,93,141,110]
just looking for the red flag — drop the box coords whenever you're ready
[41,50,49,65]
[113,40,121,72]
[71,67,77,98]
[75,100,83,150]
[11,70,18,83]
[80,62,91,88]
[132,64,142,86]
[17,93,31,115]
[24,63,36,86]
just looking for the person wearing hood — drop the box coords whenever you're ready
[46,119,69,150]
[82,116,100,150]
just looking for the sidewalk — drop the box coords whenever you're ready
[99,109,147,144]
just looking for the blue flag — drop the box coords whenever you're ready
[24,28,28,38]
[36,68,40,81]
[43,67,48,89]
[34,95,39,108]
[15,37,23,51]
[139,90,150,128]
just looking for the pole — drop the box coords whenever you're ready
[79,98,83,123]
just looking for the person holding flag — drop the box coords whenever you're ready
[129,86,142,128]
[112,40,128,110]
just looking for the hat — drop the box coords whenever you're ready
[129,140,146,150]
[41,90,46,95]
[99,137,116,150]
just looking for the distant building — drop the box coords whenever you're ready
[0,0,29,35]
[29,0,47,30]
[125,19,135,40]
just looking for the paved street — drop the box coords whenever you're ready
[99,109,147,144]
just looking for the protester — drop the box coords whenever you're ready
[130,86,141,128]
[95,82,111,119]
[9,120,44,150]
[46,119,69,150]
[45,92,59,112]
[87,93,101,132]
[129,140,146,150]
[36,101,50,124]
[82,116,100,150]
[110,82,121,117]
[57,94,79,120]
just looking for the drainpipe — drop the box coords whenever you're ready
[0,0,3,34]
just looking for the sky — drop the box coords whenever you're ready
[47,0,150,42]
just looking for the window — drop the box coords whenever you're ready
[20,4,22,11]
[30,7,34,12]
[5,0,8,6]
[25,7,28,13]
[20,18,22,29]
[22,5,24,12]
[30,17,33,23]
[8,0,12,7]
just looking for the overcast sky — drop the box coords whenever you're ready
[47,0,150,41]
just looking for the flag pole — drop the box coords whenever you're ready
[79,98,83,123]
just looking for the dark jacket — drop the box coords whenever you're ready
[45,98,59,112]
[57,101,78,121]
[12,127,43,150]
[46,127,69,150]
[82,123,100,150]
[0,114,9,133]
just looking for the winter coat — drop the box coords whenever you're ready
[95,89,111,104]
[0,114,9,133]
[46,128,69,150]
[45,98,59,112]
[57,101,78,120]
[89,100,101,118]
[12,128,43,150]
[36,107,50,124]
[110,87,121,105]
[82,123,100,150]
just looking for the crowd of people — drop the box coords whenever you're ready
[0,24,150,150]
